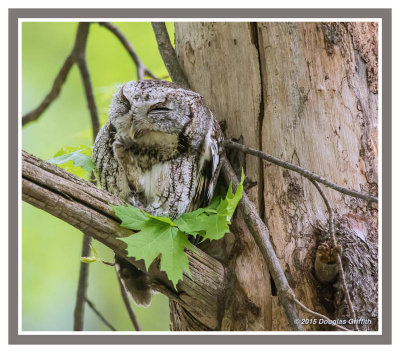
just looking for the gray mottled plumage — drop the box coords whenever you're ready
[93,80,223,306]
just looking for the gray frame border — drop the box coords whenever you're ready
[9,8,391,345]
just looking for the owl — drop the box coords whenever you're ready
[93,80,223,306]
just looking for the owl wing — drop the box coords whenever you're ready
[191,119,223,210]
[94,123,153,307]
[93,121,131,201]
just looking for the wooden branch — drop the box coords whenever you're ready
[22,54,75,126]
[22,151,226,330]
[221,157,304,331]
[99,22,157,80]
[23,21,159,128]
[225,140,378,204]
[292,298,351,332]
[222,160,355,332]
[151,22,190,88]
[74,23,101,139]
[117,273,141,331]
[22,22,91,127]
[73,233,92,330]
[69,22,101,330]
[84,297,117,331]
[310,179,359,331]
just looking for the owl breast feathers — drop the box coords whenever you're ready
[93,80,223,219]
[93,80,223,307]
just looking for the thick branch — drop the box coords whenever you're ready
[22,151,226,330]
[221,157,303,331]
[151,22,190,88]
[99,22,157,80]
[224,140,378,204]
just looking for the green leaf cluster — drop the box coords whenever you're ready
[48,145,94,179]
[112,171,245,288]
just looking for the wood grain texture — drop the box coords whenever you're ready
[175,22,378,331]
[255,22,378,330]
[22,151,227,330]
[175,22,273,331]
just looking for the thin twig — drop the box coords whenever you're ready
[74,23,100,139]
[22,54,75,126]
[221,157,304,331]
[73,234,92,330]
[309,179,359,331]
[116,274,142,331]
[224,140,378,204]
[85,297,117,331]
[293,298,352,332]
[72,22,101,331]
[23,21,158,128]
[101,260,115,267]
[23,21,144,332]
[99,22,157,80]
[151,22,190,88]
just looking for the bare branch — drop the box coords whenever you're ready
[224,140,378,204]
[22,151,226,330]
[116,273,141,331]
[22,22,100,137]
[85,297,117,331]
[75,23,100,139]
[221,157,304,331]
[22,54,75,126]
[102,260,115,267]
[293,298,352,332]
[151,22,190,88]
[309,179,359,331]
[69,22,102,331]
[99,22,157,80]
[73,234,92,330]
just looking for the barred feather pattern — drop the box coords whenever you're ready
[93,80,223,306]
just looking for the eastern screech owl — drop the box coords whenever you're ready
[93,80,223,306]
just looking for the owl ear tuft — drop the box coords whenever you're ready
[119,85,131,110]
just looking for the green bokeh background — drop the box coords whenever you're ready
[22,22,175,331]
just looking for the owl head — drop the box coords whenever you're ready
[108,80,214,150]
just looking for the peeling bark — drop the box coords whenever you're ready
[175,22,273,331]
[175,22,378,331]
[22,151,227,330]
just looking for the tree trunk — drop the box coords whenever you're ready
[174,22,378,331]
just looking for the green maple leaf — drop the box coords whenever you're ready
[113,170,245,287]
[111,204,151,230]
[48,145,94,177]
[119,221,193,288]
[174,170,245,240]
[145,213,177,226]
[216,170,245,222]
[174,208,210,234]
